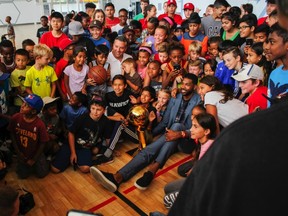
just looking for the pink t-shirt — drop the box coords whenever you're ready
[198,139,214,160]
[137,64,147,80]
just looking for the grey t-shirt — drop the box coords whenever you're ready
[201,16,222,38]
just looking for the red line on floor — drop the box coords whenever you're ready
[88,155,192,211]
[88,196,117,212]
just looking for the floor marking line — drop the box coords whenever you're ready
[88,155,192,212]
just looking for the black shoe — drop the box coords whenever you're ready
[134,171,154,190]
[93,155,114,165]
[90,166,119,192]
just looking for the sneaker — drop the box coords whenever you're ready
[90,166,119,192]
[134,171,154,190]
[93,155,114,165]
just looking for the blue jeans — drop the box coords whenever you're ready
[118,123,190,181]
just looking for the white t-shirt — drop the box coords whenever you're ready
[204,91,248,127]
[107,52,132,79]
[64,64,89,96]
[111,24,125,34]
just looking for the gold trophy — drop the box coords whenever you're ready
[127,105,149,151]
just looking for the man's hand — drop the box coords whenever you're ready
[165,128,182,142]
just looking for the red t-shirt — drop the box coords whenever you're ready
[40,31,68,48]
[158,13,183,25]
[8,113,49,159]
[257,16,267,26]
[55,58,69,95]
[246,86,268,113]
[139,18,148,30]
[105,17,120,28]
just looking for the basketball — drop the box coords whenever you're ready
[87,66,107,85]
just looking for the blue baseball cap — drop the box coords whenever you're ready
[20,94,44,113]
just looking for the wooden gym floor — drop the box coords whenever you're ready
[5,141,191,216]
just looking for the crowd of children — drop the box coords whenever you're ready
[1,0,288,213]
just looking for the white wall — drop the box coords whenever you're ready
[0,0,268,27]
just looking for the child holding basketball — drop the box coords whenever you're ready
[86,66,108,99]
[90,44,111,86]
[64,46,89,99]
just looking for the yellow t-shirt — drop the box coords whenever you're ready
[10,66,31,106]
[24,65,58,98]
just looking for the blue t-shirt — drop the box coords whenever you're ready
[268,65,288,107]
[90,37,111,50]
[60,105,88,130]
[215,61,235,90]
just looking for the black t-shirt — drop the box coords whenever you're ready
[70,113,112,149]
[37,26,49,39]
[105,89,133,117]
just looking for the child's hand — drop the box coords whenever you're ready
[81,88,87,95]
[148,111,156,122]
[170,69,181,77]
[155,102,164,111]
[129,95,138,104]
[171,88,178,98]
[70,153,77,165]
[175,75,183,83]
[86,78,97,86]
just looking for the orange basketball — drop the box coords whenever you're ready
[88,66,107,85]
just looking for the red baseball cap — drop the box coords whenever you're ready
[167,0,177,6]
[183,3,195,10]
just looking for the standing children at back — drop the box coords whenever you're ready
[4,16,15,50]
[37,16,49,43]
[181,12,208,57]
[10,49,30,112]
[22,39,36,66]
[0,40,15,74]
[121,58,142,95]
[266,23,288,106]
[40,12,68,48]
[24,44,58,98]
[137,46,152,79]
[162,42,187,89]
[55,38,73,102]
[64,46,89,99]
[89,20,111,50]
[207,36,222,61]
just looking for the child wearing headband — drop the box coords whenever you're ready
[137,46,152,79]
